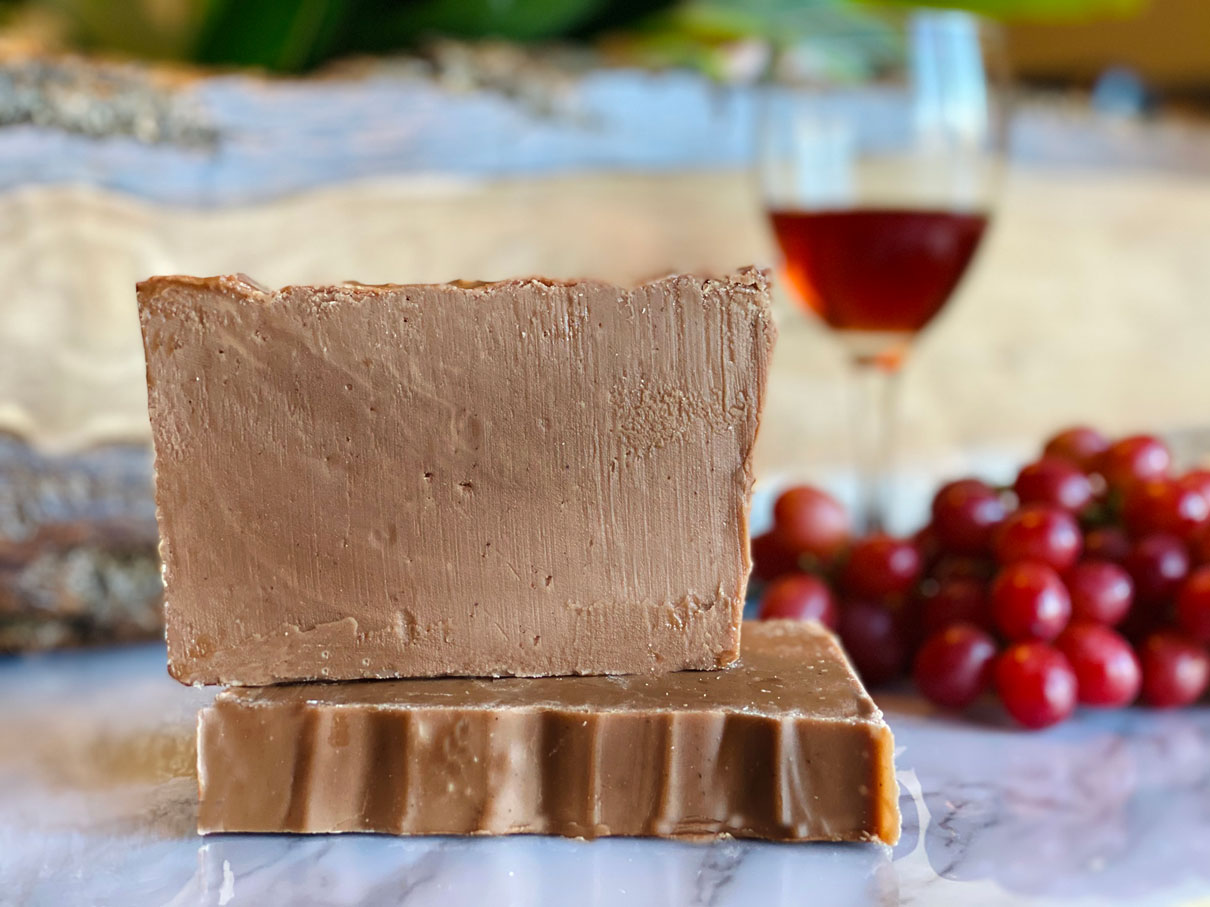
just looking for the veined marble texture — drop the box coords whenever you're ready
[3,641,1210,907]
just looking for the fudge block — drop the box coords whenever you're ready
[198,620,900,843]
[138,269,775,684]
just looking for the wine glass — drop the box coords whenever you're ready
[757,9,1008,532]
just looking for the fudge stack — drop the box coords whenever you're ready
[137,268,899,843]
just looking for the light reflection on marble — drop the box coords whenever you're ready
[3,644,1210,906]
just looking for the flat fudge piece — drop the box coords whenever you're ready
[139,269,776,685]
[197,620,900,843]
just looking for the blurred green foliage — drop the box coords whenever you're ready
[908,0,1143,14]
[34,0,1147,72]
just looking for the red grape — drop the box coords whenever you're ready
[994,642,1078,729]
[1123,478,1209,540]
[990,561,1072,642]
[1014,458,1094,513]
[837,599,907,686]
[892,594,926,658]
[758,574,839,629]
[913,525,942,568]
[913,624,997,709]
[1065,560,1133,626]
[1117,602,1167,646]
[930,555,995,583]
[994,505,1082,571]
[1099,435,1171,490]
[1055,623,1140,707]
[1138,632,1210,708]
[751,532,798,582]
[1123,534,1189,607]
[1189,524,1210,566]
[841,534,922,600]
[772,485,850,561]
[1180,469,1210,507]
[899,598,929,656]
[931,479,1005,555]
[1043,426,1109,472]
[921,578,992,634]
[1175,566,1210,644]
[1084,526,1131,563]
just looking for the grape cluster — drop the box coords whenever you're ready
[753,427,1210,729]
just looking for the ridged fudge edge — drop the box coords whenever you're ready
[197,623,899,845]
[197,697,898,844]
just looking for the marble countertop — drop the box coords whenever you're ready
[3,643,1210,907]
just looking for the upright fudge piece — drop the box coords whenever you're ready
[198,620,899,843]
[139,270,776,685]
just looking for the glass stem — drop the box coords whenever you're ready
[850,359,903,535]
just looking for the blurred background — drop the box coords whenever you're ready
[1,0,1208,652]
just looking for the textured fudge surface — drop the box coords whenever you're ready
[198,620,900,843]
[138,269,775,685]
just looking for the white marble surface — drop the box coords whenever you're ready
[3,644,1210,907]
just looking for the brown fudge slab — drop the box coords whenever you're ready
[138,269,775,685]
[197,620,900,843]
